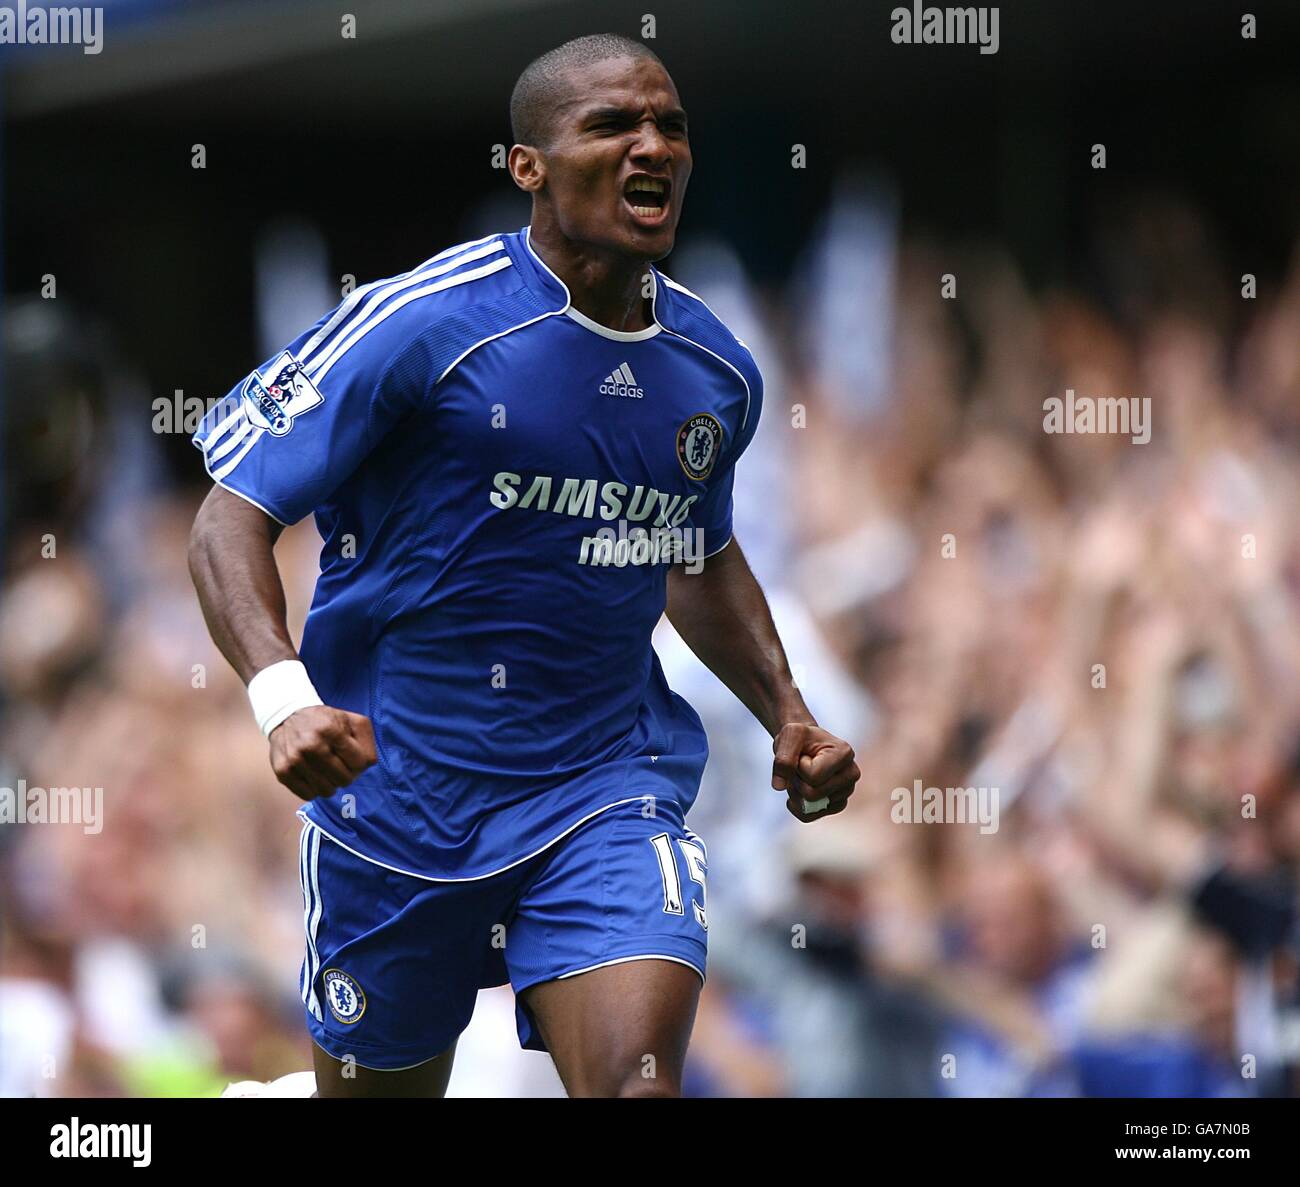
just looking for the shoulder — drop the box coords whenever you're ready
[297,230,544,387]
[654,270,763,428]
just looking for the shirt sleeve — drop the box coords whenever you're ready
[685,359,764,558]
[192,299,430,525]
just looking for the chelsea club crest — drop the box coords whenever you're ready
[322,968,367,1025]
[676,412,723,481]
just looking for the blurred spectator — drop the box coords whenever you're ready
[5,186,1300,1098]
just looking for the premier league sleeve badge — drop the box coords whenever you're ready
[240,351,325,436]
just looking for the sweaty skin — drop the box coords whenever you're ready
[509,54,689,332]
[190,50,859,1098]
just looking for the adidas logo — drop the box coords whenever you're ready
[599,362,644,399]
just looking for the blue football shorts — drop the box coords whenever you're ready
[297,798,709,1070]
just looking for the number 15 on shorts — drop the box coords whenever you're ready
[649,833,707,930]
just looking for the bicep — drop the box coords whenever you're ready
[666,532,748,617]
[194,482,285,545]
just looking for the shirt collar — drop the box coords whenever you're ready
[509,223,679,334]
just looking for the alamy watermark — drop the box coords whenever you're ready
[0,3,103,55]
[1043,389,1151,444]
[579,521,705,574]
[50,1119,150,1167]
[152,390,225,435]
[891,778,1000,834]
[891,4,999,54]
[0,780,103,833]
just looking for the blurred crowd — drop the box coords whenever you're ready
[3,182,1300,1096]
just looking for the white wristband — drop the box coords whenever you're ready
[248,660,323,737]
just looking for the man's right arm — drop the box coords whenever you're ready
[188,485,376,800]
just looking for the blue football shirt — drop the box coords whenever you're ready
[194,225,763,879]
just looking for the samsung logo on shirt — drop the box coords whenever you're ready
[490,472,698,528]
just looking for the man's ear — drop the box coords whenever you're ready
[508,144,546,194]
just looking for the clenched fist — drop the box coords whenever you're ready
[269,705,377,800]
[771,722,860,822]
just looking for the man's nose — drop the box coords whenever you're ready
[630,120,671,164]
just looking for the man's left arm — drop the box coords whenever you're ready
[665,538,860,821]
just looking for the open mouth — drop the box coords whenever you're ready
[623,175,671,223]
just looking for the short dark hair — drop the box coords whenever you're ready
[510,33,663,149]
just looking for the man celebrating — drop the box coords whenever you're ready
[189,32,859,1098]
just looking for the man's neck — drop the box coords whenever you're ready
[529,222,655,333]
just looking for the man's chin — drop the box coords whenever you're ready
[561,215,678,262]
[621,221,677,261]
